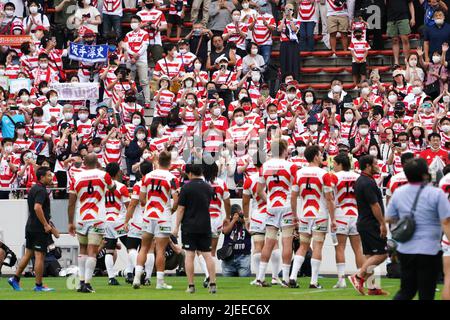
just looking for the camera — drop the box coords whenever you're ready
[333,0,346,7]
[393,142,401,148]
[239,213,244,219]
[2,248,17,267]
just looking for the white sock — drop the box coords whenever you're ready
[198,255,209,278]
[336,263,346,281]
[85,257,97,283]
[270,249,281,279]
[367,275,376,289]
[134,265,144,283]
[282,264,291,283]
[257,262,268,281]
[145,253,155,279]
[78,254,87,282]
[156,271,164,285]
[310,258,321,285]
[252,253,261,279]
[128,249,138,275]
[105,254,115,279]
[289,255,305,281]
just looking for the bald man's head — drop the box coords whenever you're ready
[84,153,99,169]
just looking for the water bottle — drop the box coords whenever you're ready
[330,232,338,246]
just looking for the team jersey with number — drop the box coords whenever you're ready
[293,166,333,219]
[328,170,359,217]
[208,178,230,218]
[105,181,130,222]
[141,169,179,221]
[259,158,298,210]
[243,173,267,223]
[70,169,115,223]
[386,171,408,197]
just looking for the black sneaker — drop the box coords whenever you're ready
[142,278,151,286]
[82,283,95,293]
[186,285,195,294]
[209,283,217,294]
[77,281,85,292]
[125,273,133,284]
[289,279,300,288]
[108,278,120,286]
[140,272,147,285]
[309,284,323,289]
[203,276,210,288]
[256,280,272,287]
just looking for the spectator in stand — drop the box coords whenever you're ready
[102,0,123,38]
[207,35,236,74]
[191,0,211,26]
[417,44,448,100]
[185,22,213,69]
[385,0,414,66]
[1,98,26,139]
[404,53,425,84]
[223,9,249,57]
[419,132,449,166]
[423,10,450,64]
[209,0,235,37]
[355,0,385,51]
[326,0,350,56]
[0,2,23,35]
[22,1,50,34]
[248,4,276,66]
[72,0,102,34]
[420,0,448,28]
[349,28,370,88]
[298,0,317,52]
[349,118,377,159]
[277,3,301,81]
[242,42,265,75]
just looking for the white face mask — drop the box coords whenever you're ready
[41,88,50,94]
[157,127,165,136]
[235,116,245,125]
[29,6,38,14]
[232,15,240,22]
[142,152,151,160]
[252,74,261,82]
[309,124,318,132]
[179,48,187,54]
[4,146,13,153]
[242,2,249,9]
[78,113,88,121]
[409,60,417,67]
[34,116,42,123]
[332,85,342,93]
[269,113,277,120]
[185,80,193,88]
[361,87,370,96]
[359,128,369,136]
[443,96,450,103]
[64,112,73,120]
[194,63,202,70]
[21,95,30,103]
[17,129,26,135]
[171,151,178,160]
[432,55,441,64]
[39,62,48,69]
[137,133,146,140]
[369,149,378,157]
[132,118,141,126]
[186,99,195,105]
[287,93,296,101]
[251,48,258,55]
[344,113,354,122]
[239,93,247,100]
[130,22,139,30]
[435,18,445,26]
[94,147,101,153]
[388,94,398,103]
[441,125,450,133]
[305,96,314,104]
[297,146,306,155]
[213,108,222,117]
[50,96,58,104]
[400,142,408,149]
[413,86,422,95]
[160,81,168,89]
[5,10,14,17]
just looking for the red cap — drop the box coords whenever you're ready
[35,25,47,31]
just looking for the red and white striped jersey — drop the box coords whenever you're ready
[123,29,150,62]
[259,158,298,209]
[298,0,317,22]
[223,22,249,50]
[208,178,230,218]
[328,170,360,217]
[165,124,188,154]
[249,13,275,46]
[100,65,118,98]
[176,51,197,70]
[351,21,367,42]
[277,98,302,123]
[386,171,408,197]
[293,166,333,219]
[211,70,238,88]
[67,165,85,191]
[119,102,144,124]
[154,57,185,79]
[418,112,435,133]
[202,116,228,153]
[13,138,34,154]
[154,89,176,117]
[278,18,301,42]
[141,169,179,221]
[441,131,450,148]
[181,106,201,136]
[169,159,185,181]
[105,181,130,222]
[121,123,137,142]
[77,119,94,144]
[70,169,115,222]
[349,40,370,62]
[137,8,167,45]
[289,156,309,170]
[5,64,20,79]
[439,172,450,197]
[336,118,357,140]
[112,81,137,106]
[243,173,267,223]
[31,67,59,86]
[103,0,123,16]
[38,48,65,76]
[168,0,187,16]
[103,139,122,165]
[42,103,63,122]
[150,135,170,153]
[27,121,52,156]
[129,180,144,226]
[326,0,348,16]
[298,130,328,147]
[237,154,258,180]
[0,154,20,188]
[225,123,258,157]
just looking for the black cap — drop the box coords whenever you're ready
[15,121,26,129]
[231,204,242,216]
[394,101,406,110]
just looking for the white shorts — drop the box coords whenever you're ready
[298,218,328,234]
[211,216,223,238]
[442,235,450,257]
[127,222,143,239]
[105,220,127,239]
[335,216,359,236]
[266,207,295,229]
[76,220,105,236]
[143,219,172,238]
[249,216,266,234]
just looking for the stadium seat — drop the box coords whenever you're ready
[368,66,391,73]
[300,67,322,73]
[310,51,334,57]
[309,83,331,90]
[322,67,345,73]
[343,83,356,90]
[335,51,350,57]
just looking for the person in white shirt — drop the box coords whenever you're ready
[72,0,102,34]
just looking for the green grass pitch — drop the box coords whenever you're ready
[0,276,443,300]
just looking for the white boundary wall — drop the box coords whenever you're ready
[0,200,386,275]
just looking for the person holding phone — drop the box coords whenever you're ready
[0,98,27,140]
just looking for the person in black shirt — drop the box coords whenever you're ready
[8,166,58,292]
[348,155,388,296]
[173,163,217,294]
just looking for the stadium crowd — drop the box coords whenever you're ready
[0,0,450,298]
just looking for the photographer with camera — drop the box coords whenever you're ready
[211,56,238,109]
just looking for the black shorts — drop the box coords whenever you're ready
[352,62,367,76]
[357,224,387,256]
[25,231,51,253]
[167,14,182,25]
[104,235,128,250]
[181,232,212,252]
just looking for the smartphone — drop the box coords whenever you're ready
[10,106,19,111]
[107,107,114,113]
